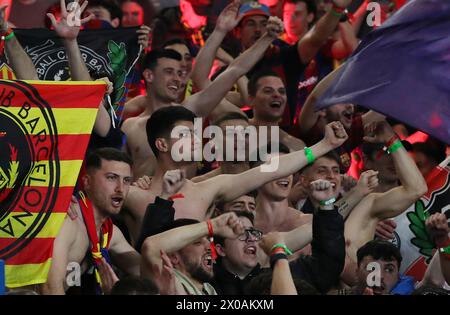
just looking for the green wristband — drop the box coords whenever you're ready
[387,140,403,154]
[304,147,315,165]
[439,245,450,255]
[271,243,293,256]
[4,32,14,41]
[319,197,336,206]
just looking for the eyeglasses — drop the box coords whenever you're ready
[238,228,263,242]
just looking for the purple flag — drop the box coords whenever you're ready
[316,0,450,144]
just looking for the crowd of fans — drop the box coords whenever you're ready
[2,0,450,295]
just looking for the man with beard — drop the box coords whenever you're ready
[141,212,245,295]
[40,148,141,295]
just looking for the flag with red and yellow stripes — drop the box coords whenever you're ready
[0,80,105,288]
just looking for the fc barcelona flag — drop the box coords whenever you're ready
[1,28,141,121]
[0,80,105,287]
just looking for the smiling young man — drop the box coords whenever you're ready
[248,70,306,152]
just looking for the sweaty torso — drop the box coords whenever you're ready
[256,206,312,234]
[341,197,378,286]
[124,179,217,244]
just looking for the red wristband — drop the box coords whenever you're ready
[332,3,346,13]
[206,220,217,260]
[168,193,184,201]
[436,237,450,249]
[206,219,214,237]
[385,135,399,148]
[271,247,287,256]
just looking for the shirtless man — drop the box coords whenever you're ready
[124,105,349,246]
[247,70,305,152]
[121,1,285,178]
[253,143,310,234]
[41,148,140,295]
[191,111,252,183]
[341,120,427,285]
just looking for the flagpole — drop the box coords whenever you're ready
[0,259,5,295]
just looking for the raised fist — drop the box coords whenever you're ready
[323,121,348,149]
[266,16,284,38]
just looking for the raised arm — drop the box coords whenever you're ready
[330,21,359,60]
[47,0,94,81]
[1,6,38,80]
[260,233,298,295]
[191,0,243,91]
[198,121,348,203]
[141,212,244,275]
[297,66,343,133]
[425,213,450,285]
[297,0,353,64]
[184,16,284,117]
[365,121,428,220]
[335,170,379,219]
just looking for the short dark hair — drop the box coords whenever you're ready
[357,240,402,270]
[284,0,317,17]
[87,0,123,22]
[300,150,341,175]
[85,148,133,172]
[214,190,258,216]
[249,142,291,168]
[245,269,320,295]
[412,139,447,165]
[214,211,255,246]
[142,49,182,71]
[146,106,196,156]
[248,69,281,97]
[212,111,249,126]
[110,276,158,295]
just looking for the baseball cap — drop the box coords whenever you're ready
[239,1,270,18]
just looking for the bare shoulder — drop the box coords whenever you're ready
[121,116,139,133]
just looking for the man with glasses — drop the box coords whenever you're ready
[212,211,263,295]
